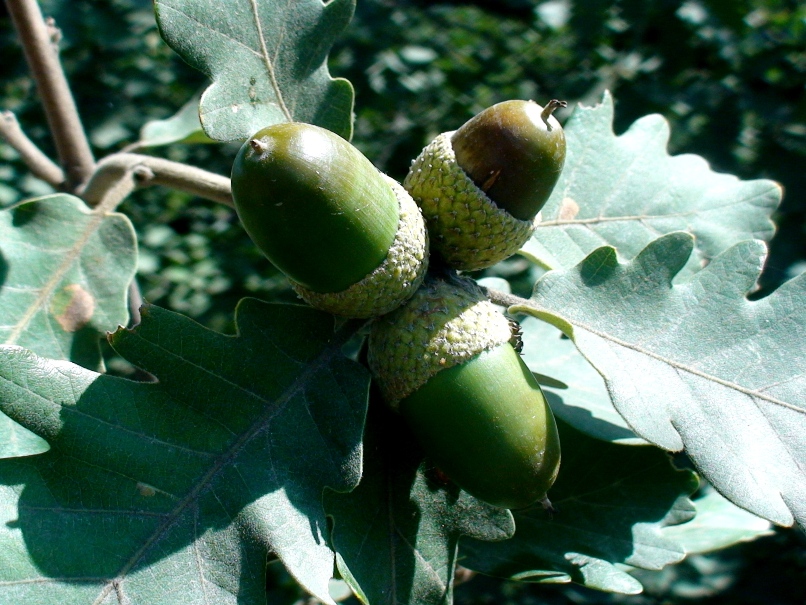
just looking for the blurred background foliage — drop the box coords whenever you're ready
[1,0,805,602]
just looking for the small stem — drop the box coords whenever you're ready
[0,110,65,186]
[80,153,233,209]
[249,138,269,154]
[483,287,530,309]
[540,99,567,129]
[6,0,95,190]
[92,163,141,213]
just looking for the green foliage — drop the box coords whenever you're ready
[521,93,780,275]
[136,92,214,148]
[0,194,136,458]
[661,485,774,555]
[514,233,806,528]
[0,1,804,604]
[0,300,368,604]
[461,420,698,593]
[518,313,643,445]
[154,0,355,141]
[0,195,136,371]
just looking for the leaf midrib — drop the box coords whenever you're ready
[89,324,352,604]
[5,203,108,346]
[538,194,768,229]
[515,301,804,415]
[249,0,293,122]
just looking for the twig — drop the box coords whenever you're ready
[482,286,529,309]
[91,162,142,213]
[80,153,233,209]
[0,110,65,187]
[6,0,95,190]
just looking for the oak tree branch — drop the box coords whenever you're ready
[80,153,233,209]
[0,110,65,186]
[6,0,95,190]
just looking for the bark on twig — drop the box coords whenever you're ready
[483,286,529,309]
[0,110,65,187]
[80,153,233,209]
[6,0,95,190]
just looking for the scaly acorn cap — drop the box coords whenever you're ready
[403,131,537,271]
[232,123,429,318]
[367,274,513,408]
[367,274,561,509]
[403,99,566,271]
[291,176,429,318]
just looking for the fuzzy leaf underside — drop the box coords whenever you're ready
[514,233,806,529]
[521,92,779,277]
[324,405,515,605]
[0,300,368,605]
[0,194,136,458]
[459,419,697,594]
[154,0,355,142]
[519,315,645,444]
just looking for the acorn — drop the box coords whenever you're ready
[367,274,561,509]
[403,99,566,271]
[231,123,429,318]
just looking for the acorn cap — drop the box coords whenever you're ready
[232,123,400,294]
[368,275,513,407]
[403,131,538,271]
[451,99,566,222]
[291,176,429,318]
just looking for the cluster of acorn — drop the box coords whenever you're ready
[231,100,566,509]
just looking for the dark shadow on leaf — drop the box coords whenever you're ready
[544,390,639,443]
[577,247,619,287]
[0,247,7,292]
[10,202,38,228]
[326,393,426,605]
[68,326,105,372]
[0,300,369,600]
[459,417,697,591]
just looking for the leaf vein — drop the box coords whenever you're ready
[250,0,292,122]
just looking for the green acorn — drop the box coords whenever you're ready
[403,100,566,271]
[368,275,561,509]
[231,123,429,318]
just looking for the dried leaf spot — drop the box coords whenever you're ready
[51,284,95,332]
[136,482,156,497]
[558,197,580,221]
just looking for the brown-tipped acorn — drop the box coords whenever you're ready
[368,275,561,509]
[403,99,566,271]
[231,123,428,318]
